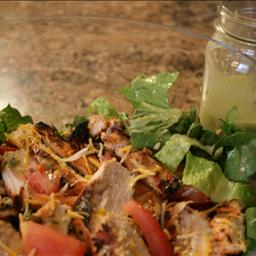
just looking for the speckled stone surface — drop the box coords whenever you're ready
[0,1,217,127]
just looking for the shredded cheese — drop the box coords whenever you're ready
[62,147,98,163]
[67,209,84,219]
[161,201,167,228]
[88,157,101,168]
[129,171,155,188]
[82,155,92,175]
[120,147,132,164]
[98,143,104,163]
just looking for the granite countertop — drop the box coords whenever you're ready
[0,1,217,126]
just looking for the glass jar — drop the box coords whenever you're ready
[200,0,256,131]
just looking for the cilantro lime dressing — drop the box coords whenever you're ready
[200,69,256,131]
[199,1,256,132]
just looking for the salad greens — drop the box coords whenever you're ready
[154,134,213,171]
[219,105,240,135]
[245,208,256,255]
[1,71,256,253]
[0,104,32,142]
[183,152,256,207]
[128,103,182,149]
[245,207,256,240]
[224,139,256,183]
[121,72,178,109]
[87,97,127,122]
[121,72,182,149]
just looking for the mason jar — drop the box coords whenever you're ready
[200,0,256,131]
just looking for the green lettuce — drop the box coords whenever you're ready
[244,208,256,255]
[246,208,256,240]
[214,131,256,152]
[87,97,127,121]
[121,72,178,109]
[243,239,256,256]
[224,139,256,182]
[129,103,182,149]
[154,134,213,171]
[169,109,197,134]
[182,152,256,207]
[122,72,182,150]
[219,106,240,135]
[0,104,33,142]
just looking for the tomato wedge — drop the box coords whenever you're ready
[25,165,60,195]
[21,221,85,256]
[123,199,173,256]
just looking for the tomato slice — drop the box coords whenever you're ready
[124,199,173,256]
[0,145,17,154]
[25,165,60,195]
[21,221,85,256]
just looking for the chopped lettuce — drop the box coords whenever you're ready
[243,239,256,256]
[182,152,256,207]
[0,122,6,142]
[122,72,181,150]
[224,139,256,182]
[121,72,178,109]
[169,109,197,134]
[220,106,240,135]
[129,102,182,149]
[154,134,213,171]
[187,122,203,139]
[87,97,127,121]
[0,104,33,142]
[214,131,256,152]
[246,208,256,240]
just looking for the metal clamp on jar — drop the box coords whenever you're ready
[200,0,256,131]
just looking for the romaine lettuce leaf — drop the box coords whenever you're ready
[219,106,240,135]
[246,208,256,240]
[129,102,182,149]
[0,105,33,142]
[182,152,256,207]
[224,139,256,182]
[154,134,213,171]
[87,97,127,121]
[214,131,256,152]
[121,72,178,109]
[169,109,197,134]
[243,239,256,256]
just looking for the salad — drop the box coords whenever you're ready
[0,72,255,256]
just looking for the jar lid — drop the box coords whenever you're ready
[216,0,256,43]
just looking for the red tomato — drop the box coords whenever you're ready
[21,221,85,256]
[123,199,173,256]
[0,145,16,154]
[25,165,60,195]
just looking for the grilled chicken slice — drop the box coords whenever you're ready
[83,160,150,255]
[1,150,26,197]
[35,122,92,175]
[210,200,246,255]
[88,115,108,138]
[101,131,130,159]
[124,149,180,197]
[165,200,246,256]
[165,201,211,256]
[87,160,133,215]
[93,213,150,256]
